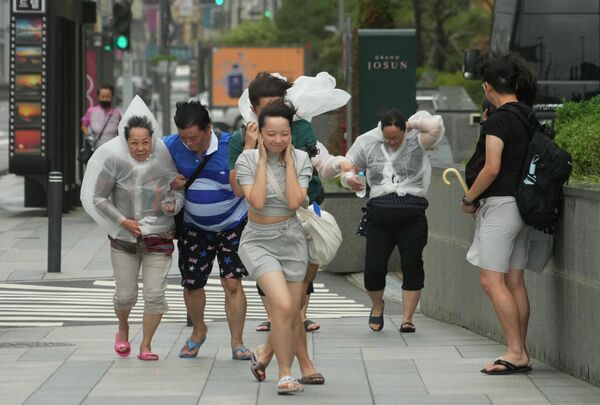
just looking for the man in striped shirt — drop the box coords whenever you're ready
[164,100,252,361]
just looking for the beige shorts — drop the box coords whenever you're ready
[467,196,530,273]
[238,216,307,282]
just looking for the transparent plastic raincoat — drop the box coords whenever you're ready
[345,111,445,199]
[80,96,183,243]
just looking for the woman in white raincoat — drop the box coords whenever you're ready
[81,96,183,361]
[341,108,444,334]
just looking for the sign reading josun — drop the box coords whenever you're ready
[358,30,416,134]
[367,55,409,71]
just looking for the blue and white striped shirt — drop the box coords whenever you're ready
[163,132,247,232]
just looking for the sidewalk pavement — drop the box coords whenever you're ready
[1,174,600,405]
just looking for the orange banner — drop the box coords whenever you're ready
[211,47,305,107]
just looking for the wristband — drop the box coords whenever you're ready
[462,196,474,206]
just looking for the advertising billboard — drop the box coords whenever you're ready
[211,47,305,107]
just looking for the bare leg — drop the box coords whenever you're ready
[221,278,250,355]
[401,290,420,323]
[115,308,131,341]
[180,288,208,356]
[140,313,162,353]
[505,270,530,359]
[257,272,303,380]
[367,290,385,331]
[480,269,529,371]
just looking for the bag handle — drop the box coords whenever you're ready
[265,163,287,203]
[90,111,113,148]
[183,129,221,190]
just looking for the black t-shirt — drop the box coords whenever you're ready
[465,102,531,199]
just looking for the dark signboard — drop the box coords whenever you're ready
[358,29,416,134]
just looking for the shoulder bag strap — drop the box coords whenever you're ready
[185,153,213,190]
[91,111,113,148]
[265,163,287,203]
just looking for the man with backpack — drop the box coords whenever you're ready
[462,53,538,375]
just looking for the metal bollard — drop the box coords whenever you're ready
[47,171,63,273]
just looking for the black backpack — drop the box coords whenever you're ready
[504,105,573,233]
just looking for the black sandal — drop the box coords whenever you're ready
[400,321,416,333]
[368,300,385,331]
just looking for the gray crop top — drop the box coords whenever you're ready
[235,148,313,217]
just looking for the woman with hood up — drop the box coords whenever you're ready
[81,96,184,361]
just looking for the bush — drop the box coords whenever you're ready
[555,96,600,179]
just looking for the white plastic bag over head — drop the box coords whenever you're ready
[238,72,350,124]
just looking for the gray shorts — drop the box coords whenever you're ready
[467,196,530,273]
[238,216,308,282]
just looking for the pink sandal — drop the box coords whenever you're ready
[114,332,131,358]
[137,351,159,361]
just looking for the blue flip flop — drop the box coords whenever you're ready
[232,346,253,360]
[178,336,206,358]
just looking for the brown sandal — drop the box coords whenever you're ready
[250,353,266,382]
[299,372,325,385]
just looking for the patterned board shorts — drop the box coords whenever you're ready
[178,221,248,290]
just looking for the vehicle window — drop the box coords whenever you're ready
[490,12,515,53]
[514,14,600,81]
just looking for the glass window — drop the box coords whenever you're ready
[490,13,515,53]
[514,14,600,81]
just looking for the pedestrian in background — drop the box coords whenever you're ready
[80,96,183,361]
[80,84,122,148]
[164,100,252,361]
[235,101,313,395]
[341,108,444,333]
[463,53,537,375]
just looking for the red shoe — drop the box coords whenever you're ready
[114,332,131,358]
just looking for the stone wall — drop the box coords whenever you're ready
[421,165,600,386]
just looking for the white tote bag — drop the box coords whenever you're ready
[266,164,342,265]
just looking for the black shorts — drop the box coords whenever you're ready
[178,221,248,291]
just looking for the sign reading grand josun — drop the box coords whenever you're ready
[358,29,416,134]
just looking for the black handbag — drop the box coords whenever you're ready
[174,153,213,239]
[79,112,113,164]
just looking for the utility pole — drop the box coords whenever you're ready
[160,0,171,135]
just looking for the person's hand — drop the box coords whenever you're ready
[284,142,294,165]
[257,133,267,163]
[121,218,142,237]
[244,122,259,150]
[170,174,186,190]
[338,159,355,174]
[161,196,176,214]
[346,174,365,192]
[460,201,477,215]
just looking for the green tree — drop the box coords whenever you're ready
[221,17,279,46]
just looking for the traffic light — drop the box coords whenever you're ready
[215,0,224,6]
[113,2,132,51]
[265,9,272,18]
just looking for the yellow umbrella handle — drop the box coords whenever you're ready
[442,168,469,194]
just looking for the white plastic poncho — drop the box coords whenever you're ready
[237,72,351,124]
[80,96,183,242]
[345,111,445,199]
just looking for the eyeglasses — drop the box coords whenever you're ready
[383,137,403,144]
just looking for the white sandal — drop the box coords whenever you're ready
[277,376,304,395]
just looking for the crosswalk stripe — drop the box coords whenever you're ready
[0,278,369,327]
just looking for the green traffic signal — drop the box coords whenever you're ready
[103,44,112,51]
[265,10,272,17]
[215,0,224,5]
[115,35,129,50]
